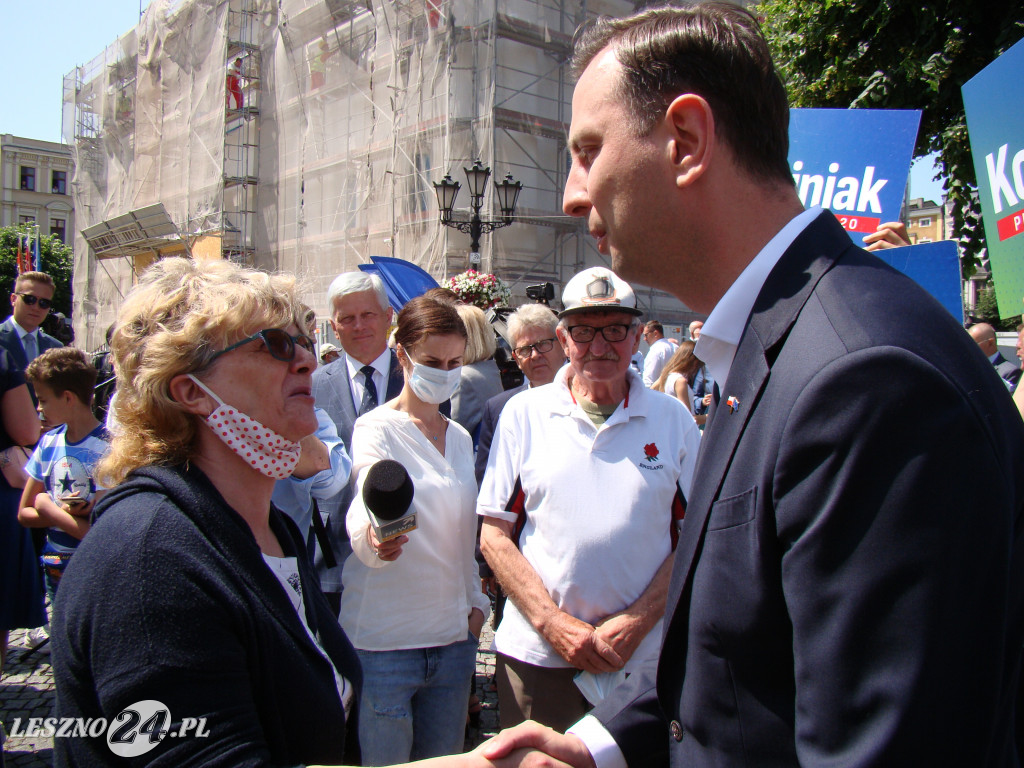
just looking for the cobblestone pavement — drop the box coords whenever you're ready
[1,624,500,766]
[1,628,54,768]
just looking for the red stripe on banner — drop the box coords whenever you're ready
[997,209,1024,242]
[834,214,881,234]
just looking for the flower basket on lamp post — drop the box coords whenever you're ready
[445,270,512,311]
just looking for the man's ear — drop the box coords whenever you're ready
[664,93,714,189]
[555,326,571,358]
[169,374,213,417]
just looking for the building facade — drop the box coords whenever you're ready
[1,134,75,244]
[63,0,707,351]
[904,196,946,244]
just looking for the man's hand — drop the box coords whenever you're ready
[479,721,596,768]
[540,611,624,673]
[863,221,911,251]
[594,612,645,665]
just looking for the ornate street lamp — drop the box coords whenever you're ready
[434,160,522,267]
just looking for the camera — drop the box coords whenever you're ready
[526,283,555,305]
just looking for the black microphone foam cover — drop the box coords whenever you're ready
[362,460,415,521]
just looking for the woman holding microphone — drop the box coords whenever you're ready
[340,293,490,766]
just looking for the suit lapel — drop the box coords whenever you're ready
[0,320,27,369]
[385,349,404,400]
[658,212,856,703]
[332,354,359,426]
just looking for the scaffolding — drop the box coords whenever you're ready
[64,0,692,350]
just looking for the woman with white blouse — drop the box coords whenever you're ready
[340,294,490,766]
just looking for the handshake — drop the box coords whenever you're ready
[464,722,596,768]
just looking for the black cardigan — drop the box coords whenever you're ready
[52,464,361,767]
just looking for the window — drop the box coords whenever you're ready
[918,217,931,227]
[51,219,66,243]
[19,215,35,225]
[52,171,67,195]
[20,166,35,191]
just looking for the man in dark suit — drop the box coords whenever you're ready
[1,271,63,376]
[969,322,1021,392]
[483,4,1024,767]
[311,271,403,614]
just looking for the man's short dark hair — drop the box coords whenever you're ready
[571,1,792,185]
[645,320,664,335]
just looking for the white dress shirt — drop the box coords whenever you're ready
[11,317,40,361]
[345,347,391,412]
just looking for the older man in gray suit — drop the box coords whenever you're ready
[311,271,404,614]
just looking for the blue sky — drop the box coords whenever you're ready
[3,0,947,205]
[1,0,147,144]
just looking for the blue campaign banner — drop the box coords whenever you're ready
[788,108,921,245]
[962,37,1024,320]
[872,240,963,323]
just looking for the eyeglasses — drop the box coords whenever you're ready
[209,328,316,365]
[513,338,556,358]
[565,324,633,343]
[16,293,53,310]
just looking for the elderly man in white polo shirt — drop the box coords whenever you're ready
[478,266,701,733]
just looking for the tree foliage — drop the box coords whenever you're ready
[0,226,74,320]
[758,0,1024,276]
[973,284,1021,331]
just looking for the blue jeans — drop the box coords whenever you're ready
[355,634,478,765]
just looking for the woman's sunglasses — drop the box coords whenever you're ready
[209,328,316,365]
[16,293,53,310]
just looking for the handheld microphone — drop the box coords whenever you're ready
[362,460,416,542]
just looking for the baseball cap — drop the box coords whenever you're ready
[319,343,340,358]
[558,266,643,318]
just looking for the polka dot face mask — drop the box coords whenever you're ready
[187,374,301,480]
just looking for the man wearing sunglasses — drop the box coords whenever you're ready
[478,266,701,733]
[1,271,63,379]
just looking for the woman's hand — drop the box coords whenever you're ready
[468,607,485,640]
[367,524,408,562]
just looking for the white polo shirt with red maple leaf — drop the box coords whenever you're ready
[477,363,701,671]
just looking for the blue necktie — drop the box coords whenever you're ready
[23,332,38,363]
[359,365,378,415]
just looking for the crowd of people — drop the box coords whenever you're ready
[2,3,1024,768]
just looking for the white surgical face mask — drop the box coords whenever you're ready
[408,362,461,405]
[187,374,301,480]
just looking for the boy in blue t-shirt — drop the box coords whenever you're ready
[19,348,109,601]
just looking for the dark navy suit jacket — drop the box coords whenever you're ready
[594,212,1024,767]
[0,316,63,369]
